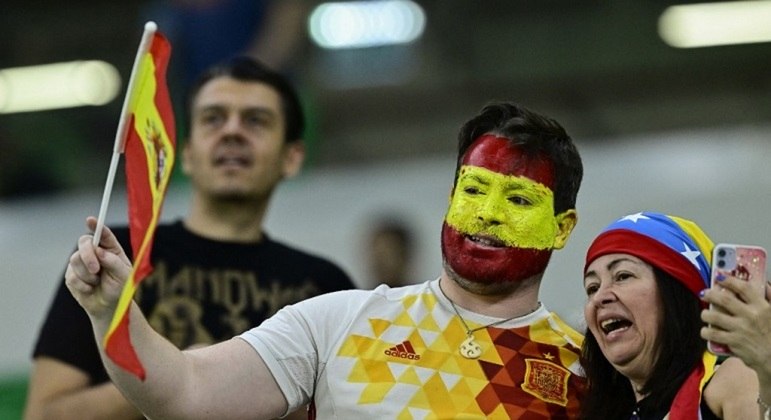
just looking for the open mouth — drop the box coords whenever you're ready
[600,318,632,335]
[467,234,506,248]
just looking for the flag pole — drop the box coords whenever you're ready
[93,21,159,246]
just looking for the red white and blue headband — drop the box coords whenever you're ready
[585,211,714,296]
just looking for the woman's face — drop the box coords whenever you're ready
[583,253,663,381]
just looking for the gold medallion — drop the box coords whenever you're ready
[459,335,482,359]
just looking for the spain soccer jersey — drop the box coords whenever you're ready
[241,279,586,419]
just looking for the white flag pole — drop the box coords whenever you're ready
[93,21,158,247]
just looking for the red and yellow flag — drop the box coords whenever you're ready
[103,30,175,380]
[668,351,717,419]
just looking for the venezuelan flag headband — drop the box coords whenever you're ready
[584,211,714,298]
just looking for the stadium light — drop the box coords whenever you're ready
[659,1,771,48]
[309,0,426,49]
[0,60,121,114]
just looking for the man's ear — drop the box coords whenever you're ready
[281,140,306,178]
[553,209,577,249]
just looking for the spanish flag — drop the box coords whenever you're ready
[102,23,175,380]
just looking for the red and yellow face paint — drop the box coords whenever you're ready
[441,134,574,284]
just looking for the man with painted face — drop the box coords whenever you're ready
[64,101,586,418]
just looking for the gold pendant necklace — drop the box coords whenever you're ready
[438,281,540,359]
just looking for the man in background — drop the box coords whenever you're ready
[24,56,356,420]
[365,216,415,288]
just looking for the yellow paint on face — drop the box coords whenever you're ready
[445,165,561,250]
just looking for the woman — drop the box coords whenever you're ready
[579,211,770,419]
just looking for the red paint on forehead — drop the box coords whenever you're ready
[461,134,555,189]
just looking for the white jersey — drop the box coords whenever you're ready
[240,279,585,419]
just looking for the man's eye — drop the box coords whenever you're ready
[200,113,223,125]
[508,196,532,205]
[244,115,268,127]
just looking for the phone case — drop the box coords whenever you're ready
[707,243,767,356]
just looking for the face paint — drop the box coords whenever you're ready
[462,134,554,188]
[441,223,553,284]
[447,166,559,249]
[441,134,563,284]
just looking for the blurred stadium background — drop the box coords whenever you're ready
[2,1,770,417]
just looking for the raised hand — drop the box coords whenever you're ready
[701,275,771,373]
[65,216,133,320]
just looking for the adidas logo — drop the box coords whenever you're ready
[384,340,421,360]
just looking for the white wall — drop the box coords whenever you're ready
[2,125,770,377]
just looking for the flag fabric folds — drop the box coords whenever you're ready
[102,30,175,380]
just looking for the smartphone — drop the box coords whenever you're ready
[707,243,767,356]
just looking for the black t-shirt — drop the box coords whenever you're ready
[33,220,355,384]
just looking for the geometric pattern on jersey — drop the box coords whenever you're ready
[337,289,585,419]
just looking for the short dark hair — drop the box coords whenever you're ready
[454,101,583,214]
[186,56,305,143]
[578,268,705,419]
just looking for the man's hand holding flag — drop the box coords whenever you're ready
[92,21,175,380]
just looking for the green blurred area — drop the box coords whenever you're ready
[0,376,27,420]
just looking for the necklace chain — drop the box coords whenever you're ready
[437,281,540,359]
[437,281,540,335]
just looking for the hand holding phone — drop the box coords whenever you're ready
[707,243,767,356]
